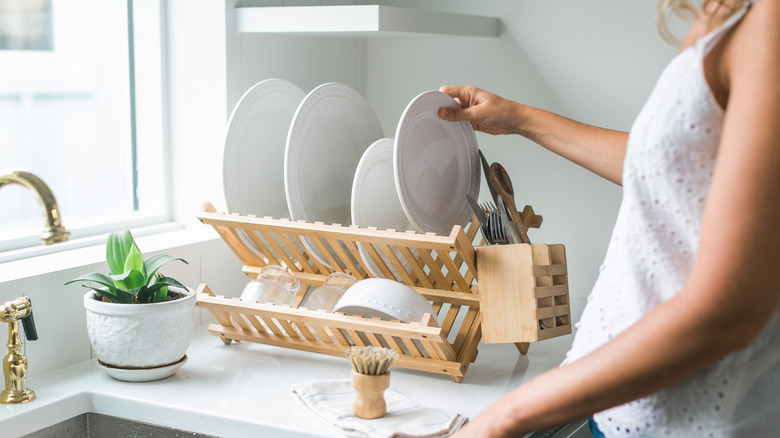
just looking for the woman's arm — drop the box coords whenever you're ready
[452,1,780,435]
[438,86,628,185]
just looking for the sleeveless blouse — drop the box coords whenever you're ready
[562,3,780,436]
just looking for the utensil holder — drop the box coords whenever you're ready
[477,244,571,344]
[195,202,570,382]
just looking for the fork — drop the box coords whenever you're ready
[481,202,507,244]
[480,202,496,242]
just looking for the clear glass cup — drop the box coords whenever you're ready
[304,272,357,312]
[240,265,300,307]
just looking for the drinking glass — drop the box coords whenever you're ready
[240,265,300,307]
[304,272,357,312]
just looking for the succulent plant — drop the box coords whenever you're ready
[65,230,188,304]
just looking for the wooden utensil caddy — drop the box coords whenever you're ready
[195,202,571,382]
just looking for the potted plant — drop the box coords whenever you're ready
[65,230,195,382]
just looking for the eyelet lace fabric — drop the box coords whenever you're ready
[562,4,780,436]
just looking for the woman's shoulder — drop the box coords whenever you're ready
[719,0,780,114]
[747,0,780,29]
[728,0,780,57]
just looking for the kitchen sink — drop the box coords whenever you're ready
[22,412,219,438]
[2,392,325,438]
[524,419,592,438]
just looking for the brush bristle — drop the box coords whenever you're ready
[345,346,399,375]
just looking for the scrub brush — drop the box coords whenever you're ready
[345,346,399,419]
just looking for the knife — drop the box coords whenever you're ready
[497,196,522,245]
[465,194,492,245]
[478,150,499,206]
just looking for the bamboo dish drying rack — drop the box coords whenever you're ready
[195,201,571,382]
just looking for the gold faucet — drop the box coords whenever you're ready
[0,169,69,245]
[0,297,38,404]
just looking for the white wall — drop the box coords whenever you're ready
[165,0,233,225]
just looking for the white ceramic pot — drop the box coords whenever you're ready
[83,287,196,381]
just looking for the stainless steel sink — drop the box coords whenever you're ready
[2,392,324,438]
[22,412,220,438]
[524,419,592,438]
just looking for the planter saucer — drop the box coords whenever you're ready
[98,355,188,382]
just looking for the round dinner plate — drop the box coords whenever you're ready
[223,78,305,220]
[394,91,480,235]
[285,82,384,266]
[351,138,415,280]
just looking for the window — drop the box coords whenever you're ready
[0,0,168,258]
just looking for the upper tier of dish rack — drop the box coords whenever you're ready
[195,202,571,382]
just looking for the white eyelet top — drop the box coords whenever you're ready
[562,3,780,436]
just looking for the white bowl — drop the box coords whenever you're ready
[333,278,436,324]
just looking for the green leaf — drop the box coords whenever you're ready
[153,276,187,291]
[138,283,166,303]
[124,243,145,277]
[136,285,154,304]
[147,276,187,303]
[143,254,188,284]
[65,272,117,290]
[81,285,132,304]
[154,285,168,303]
[110,269,145,290]
[106,230,135,275]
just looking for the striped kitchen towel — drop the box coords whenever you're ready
[291,379,467,438]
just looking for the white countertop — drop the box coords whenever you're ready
[0,325,572,437]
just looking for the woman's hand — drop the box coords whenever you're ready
[438,84,628,185]
[438,85,521,135]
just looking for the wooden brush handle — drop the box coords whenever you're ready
[351,370,390,419]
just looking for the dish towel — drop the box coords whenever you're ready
[291,379,468,438]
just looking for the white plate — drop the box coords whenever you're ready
[351,138,415,280]
[223,78,305,219]
[394,91,480,235]
[285,82,383,266]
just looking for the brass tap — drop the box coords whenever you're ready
[0,297,38,404]
[0,169,69,245]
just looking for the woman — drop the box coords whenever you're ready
[440,0,780,436]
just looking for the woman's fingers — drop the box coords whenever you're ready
[438,85,480,122]
[438,85,463,100]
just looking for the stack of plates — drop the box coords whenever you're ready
[223,81,479,278]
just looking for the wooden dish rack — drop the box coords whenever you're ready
[195,202,571,382]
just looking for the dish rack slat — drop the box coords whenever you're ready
[195,202,571,382]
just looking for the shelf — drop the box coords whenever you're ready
[235,5,499,38]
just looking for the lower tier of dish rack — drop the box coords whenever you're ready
[195,202,571,382]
